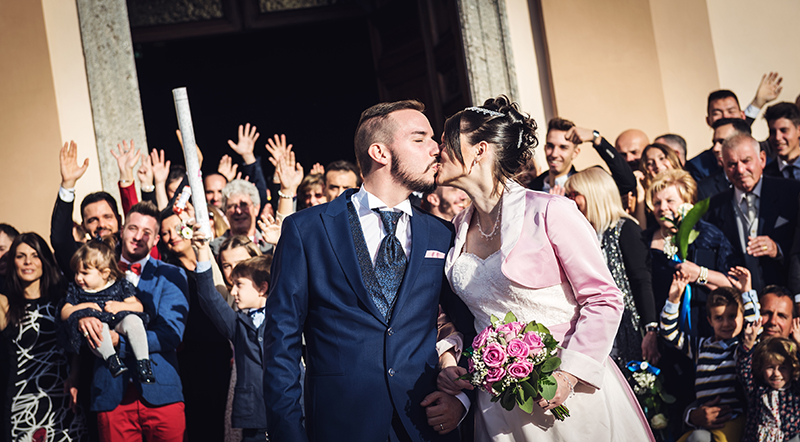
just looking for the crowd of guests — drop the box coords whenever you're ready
[0,70,799,442]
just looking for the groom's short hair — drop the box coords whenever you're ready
[354,100,425,176]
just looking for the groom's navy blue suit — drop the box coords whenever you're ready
[263,189,472,442]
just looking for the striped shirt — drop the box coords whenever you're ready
[660,291,759,413]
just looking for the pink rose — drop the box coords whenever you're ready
[497,321,524,341]
[473,326,492,349]
[522,331,545,355]
[485,366,505,383]
[507,361,534,379]
[506,339,529,359]
[482,343,507,367]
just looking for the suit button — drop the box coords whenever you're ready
[258,337,263,342]
[387,327,394,336]
[388,368,395,376]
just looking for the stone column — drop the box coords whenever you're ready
[455,0,519,104]
[75,0,147,199]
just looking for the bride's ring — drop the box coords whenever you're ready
[439,423,444,431]
[83,331,89,337]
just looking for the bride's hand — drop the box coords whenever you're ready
[536,370,577,411]
[437,366,473,395]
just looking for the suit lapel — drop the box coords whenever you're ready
[719,192,743,252]
[137,259,158,312]
[758,178,779,237]
[389,207,429,324]
[322,190,386,323]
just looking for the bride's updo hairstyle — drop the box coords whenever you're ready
[442,95,538,190]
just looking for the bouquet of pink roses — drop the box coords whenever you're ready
[461,312,570,420]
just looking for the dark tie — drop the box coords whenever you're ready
[373,210,407,319]
[118,261,142,275]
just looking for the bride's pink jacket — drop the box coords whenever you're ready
[445,181,624,388]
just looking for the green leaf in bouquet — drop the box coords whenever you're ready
[497,335,507,346]
[659,391,677,404]
[516,391,535,414]
[524,322,537,333]
[490,314,500,327]
[540,357,561,373]
[504,311,518,324]
[540,375,558,400]
[493,381,504,393]
[535,322,551,334]
[521,380,539,399]
[500,389,516,411]
[677,198,709,260]
[688,229,700,245]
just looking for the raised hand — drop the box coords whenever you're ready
[792,317,800,346]
[110,139,142,186]
[742,317,762,350]
[227,123,260,165]
[270,149,304,193]
[753,72,783,109]
[668,271,691,303]
[549,184,565,196]
[150,149,171,185]
[564,126,595,145]
[727,266,752,293]
[265,133,293,163]
[138,152,154,188]
[257,213,282,245]
[60,140,89,189]
[310,162,325,175]
[218,155,239,182]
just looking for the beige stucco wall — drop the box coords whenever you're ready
[0,1,65,240]
[0,0,101,242]
[705,0,800,143]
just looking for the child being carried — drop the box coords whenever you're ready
[60,237,154,383]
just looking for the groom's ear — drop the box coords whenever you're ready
[368,143,391,168]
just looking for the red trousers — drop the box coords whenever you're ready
[97,384,185,442]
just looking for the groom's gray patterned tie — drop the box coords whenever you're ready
[373,209,406,319]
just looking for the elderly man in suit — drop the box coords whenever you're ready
[77,202,189,442]
[264,100,472,442]
[705,134,800,292]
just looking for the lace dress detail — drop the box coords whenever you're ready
[451,251,578,333]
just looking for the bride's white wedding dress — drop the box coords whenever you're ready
[446,182,654,442]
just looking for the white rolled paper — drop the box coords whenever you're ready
[172,87,212,238]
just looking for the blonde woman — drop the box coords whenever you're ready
[633,143,684,228]
[564,168,659,367]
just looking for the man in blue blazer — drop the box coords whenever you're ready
[704,134,800,292]
[77,202,189,441]
[264,100,472,442]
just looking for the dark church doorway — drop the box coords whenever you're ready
[131,0,470,179]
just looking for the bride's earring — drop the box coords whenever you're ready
[468,158,478,174]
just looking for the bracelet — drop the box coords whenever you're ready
[277,190,294,199]
[141,185,155,192]
[119,179,133,185]
[644,322,659,333]
[697,266,709,285]
[555,370,575,398]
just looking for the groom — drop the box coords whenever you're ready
[263,100,471,441]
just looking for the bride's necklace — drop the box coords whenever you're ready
[476,197,502,240]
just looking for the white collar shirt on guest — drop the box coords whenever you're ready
[351,186,413,266]
[119,254,151,287]
[778,156,800,180]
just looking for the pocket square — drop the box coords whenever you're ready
[775,216,789,229]
[425,250,445,259]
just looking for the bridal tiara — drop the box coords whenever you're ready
[464,106,505,118]
[464,106,527,150]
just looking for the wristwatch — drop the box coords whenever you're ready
[644,322,659,333]
[592,130,600,144]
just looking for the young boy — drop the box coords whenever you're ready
[660,268,758,442]
[194,237,271,442]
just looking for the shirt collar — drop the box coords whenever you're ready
[777,155,800,172]
[733,177,763,204]
[353,185,413,217]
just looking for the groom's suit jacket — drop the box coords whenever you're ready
[264,189,472,442]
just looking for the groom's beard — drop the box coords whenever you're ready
[391,154,438,194]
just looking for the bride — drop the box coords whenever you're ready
[436,96,654,441]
